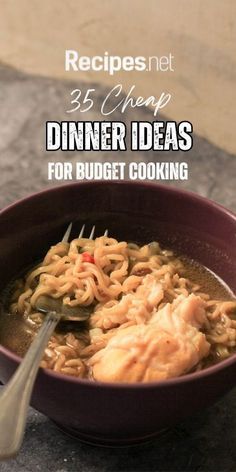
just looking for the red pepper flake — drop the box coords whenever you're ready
[82,252,95,264]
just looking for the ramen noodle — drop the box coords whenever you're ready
[3,235,236,382]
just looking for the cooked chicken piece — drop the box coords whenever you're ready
[90,274,164,330]
[151,293,207,329]
[89,294,210,382]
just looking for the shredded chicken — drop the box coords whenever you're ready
[151,293,208,329]
[89,294,210,382]
[91,275,164,330]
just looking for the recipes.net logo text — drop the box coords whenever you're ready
[65,50,174,76]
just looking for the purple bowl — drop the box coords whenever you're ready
[0,182,235,446]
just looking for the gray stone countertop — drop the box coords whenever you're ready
[0,63,236,472]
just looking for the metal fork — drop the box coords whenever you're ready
[0,223,107,459]
[62,223,108,242]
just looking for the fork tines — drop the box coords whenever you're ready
[62,223,108,243]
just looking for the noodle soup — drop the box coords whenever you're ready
[0,235,235,383]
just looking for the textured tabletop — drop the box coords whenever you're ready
[0,63,236,472]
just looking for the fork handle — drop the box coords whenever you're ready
[0,311,60,459]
